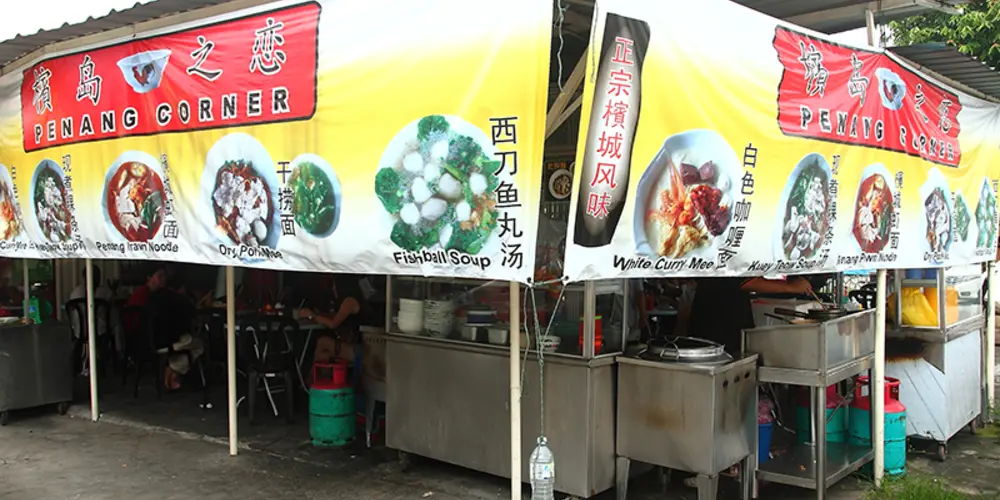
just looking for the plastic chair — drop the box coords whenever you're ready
[65,298,113,377]
[241,315,298,424]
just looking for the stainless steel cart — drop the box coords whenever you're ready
[0,322,74,424]
[743,309,876,500]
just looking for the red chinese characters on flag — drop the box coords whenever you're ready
[20,2,320,152]
[586,36,634,219]
[773,26,962,167]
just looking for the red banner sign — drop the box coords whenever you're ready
[774,27,962,167]
[20,2,320,152]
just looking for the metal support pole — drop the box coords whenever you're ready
[987,262,996,419]
[815,384,827,500]
[54,260,61,321]
[21,260,29,323]
[873,269,887,486]
[865,8,878,48]
[509,281,521,500]
[86,259,98,421]
[226,266,238,456]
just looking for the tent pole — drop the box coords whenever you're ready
[22,260,29,323]
[86,259,98,422]
[873,269,887,486]
[987,262,996,421]
[509,281,521,499]
[226,266,238,456]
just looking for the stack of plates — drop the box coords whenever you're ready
[398,298,424,334]
[424,300,455,338]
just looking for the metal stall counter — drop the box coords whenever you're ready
[384,276,629,499]
[887,266,985,460]
[0,320,73,424]
[743,308,876,500]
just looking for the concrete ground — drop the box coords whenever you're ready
[0,359,998,499]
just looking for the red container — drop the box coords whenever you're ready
[797,385,844,409]
[578,315,603,354]
[853,376,905,413]
[312,360,349,390]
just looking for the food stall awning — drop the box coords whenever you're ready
[732,0,968,34]
[890,43,1000,102]
[0,0,268,72]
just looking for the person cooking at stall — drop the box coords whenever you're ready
[299,275,373,367]
[677,276,814,355]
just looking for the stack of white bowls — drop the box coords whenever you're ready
[398,298,425,334]
[423,300,455,338]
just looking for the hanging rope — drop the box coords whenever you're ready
[518,281,567,436]
[554,0,568,92]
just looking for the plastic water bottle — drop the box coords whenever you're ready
[529,436,555,500]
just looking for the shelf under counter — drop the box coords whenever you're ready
[887,314,984,343]
[757,443,873,490]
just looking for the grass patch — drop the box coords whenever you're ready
[865,475,980,500]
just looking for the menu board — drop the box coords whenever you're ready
[562,0,1000,282]
[0,0,551,284]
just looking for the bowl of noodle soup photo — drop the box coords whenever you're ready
[30,159,72,243]
[772,153,831,261]
[200,133,280,251]
[101,151,167,242]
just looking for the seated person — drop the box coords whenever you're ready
[299,275,371,366]
[146,273,203,390]
[127,266,167,307]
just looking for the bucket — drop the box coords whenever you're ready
[758,423,773,464]
[310,386,355,447]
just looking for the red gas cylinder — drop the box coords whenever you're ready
[312,360,350,390]
[852,376,905,413]
[796,384,844,408]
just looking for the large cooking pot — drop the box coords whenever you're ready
[639,336,733,364]
[773,306,848,322]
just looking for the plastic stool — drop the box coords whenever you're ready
[363,375,386,448]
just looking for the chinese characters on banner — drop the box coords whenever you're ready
[561,0,1000,282]
[0,0,552,284]
[20,3,320,152]
[775,26,962,168]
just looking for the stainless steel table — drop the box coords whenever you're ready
[743,310,876,500]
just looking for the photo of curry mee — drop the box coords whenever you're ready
[924,187,952,253]
[851,173,893,253]
[0,175,21,241]
[33,161,72,242]
[106,161,166,241]
[212,160,274,247]
[780,154,830,260]
[645,156,732,259]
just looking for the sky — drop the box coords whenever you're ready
[1,0,881,47]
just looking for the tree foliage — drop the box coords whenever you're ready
[889,0,1000,68]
